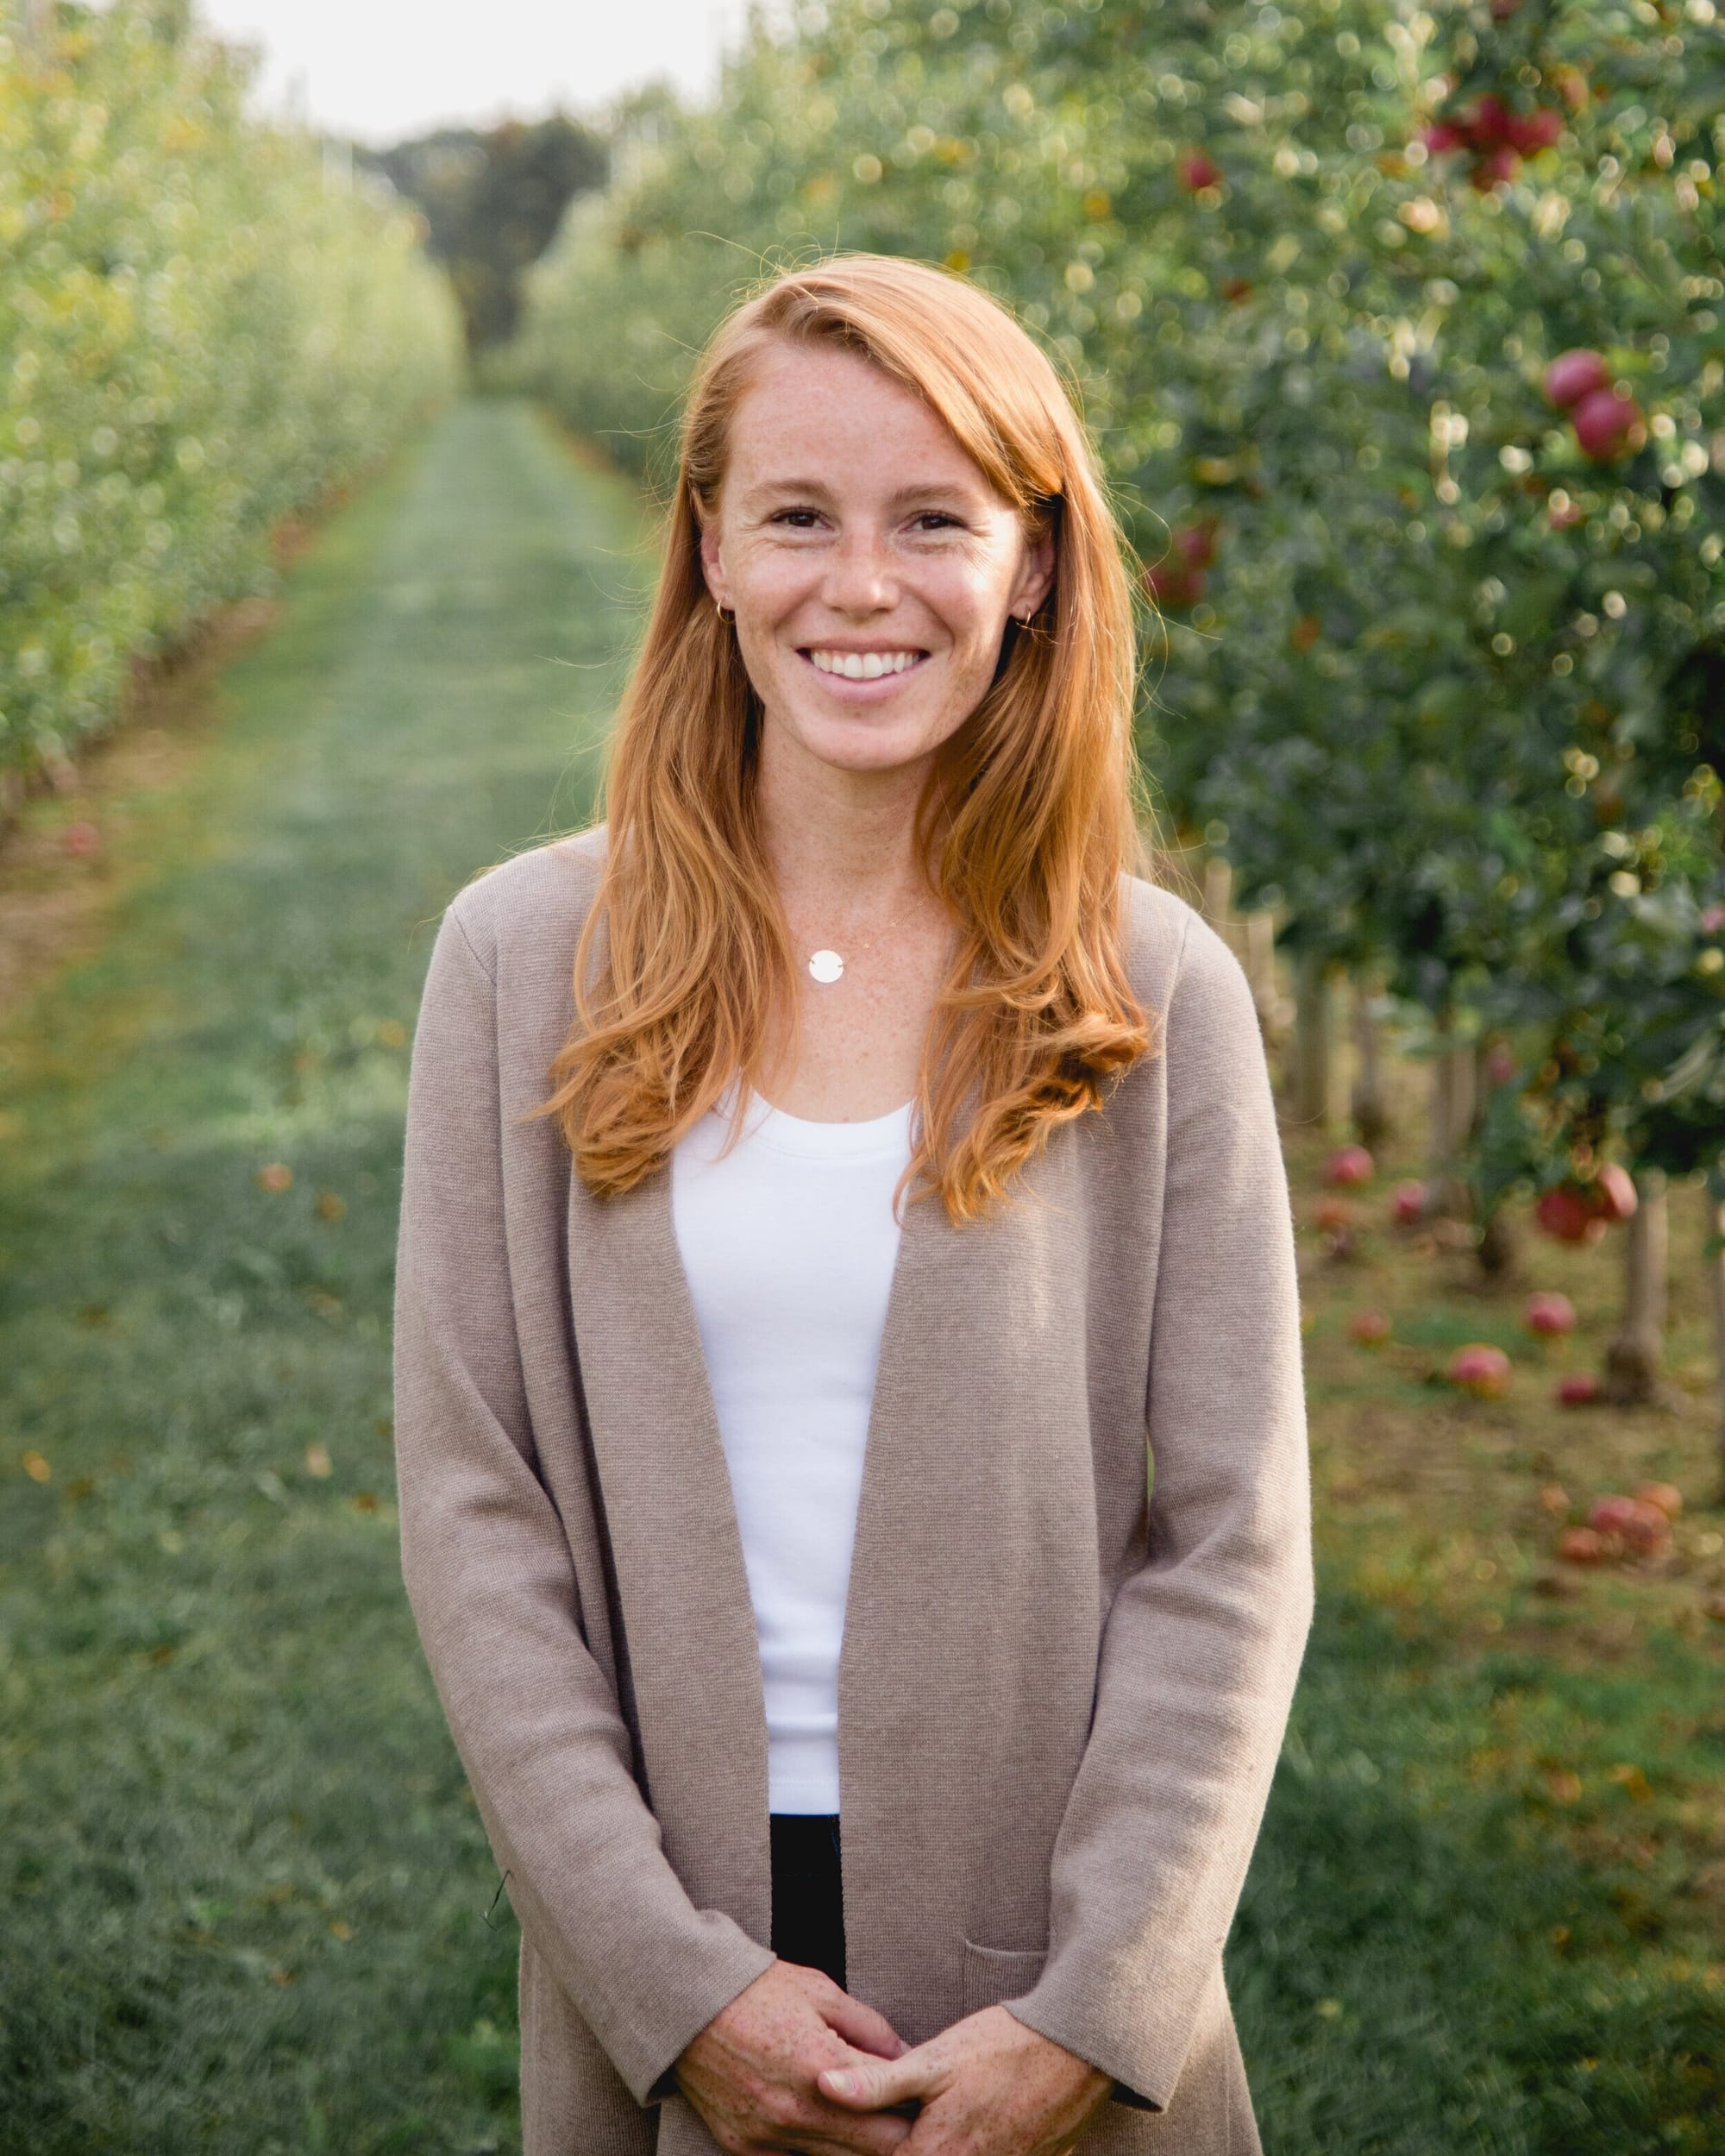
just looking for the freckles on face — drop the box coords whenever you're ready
[699,341,1054,778]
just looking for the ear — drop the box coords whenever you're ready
[1009,518,1057,621]
[697,503,731,613]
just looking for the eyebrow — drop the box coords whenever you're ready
[738,476,992,509]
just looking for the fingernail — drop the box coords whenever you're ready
[826,2070,859,2099]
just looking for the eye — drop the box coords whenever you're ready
[913,511,963,531]
[769,506,824,529]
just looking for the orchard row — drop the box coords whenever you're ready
[0,1,461,795]
[510,0,1724,1436]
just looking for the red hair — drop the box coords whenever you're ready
[541,254,1153,1221]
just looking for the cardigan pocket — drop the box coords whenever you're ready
[960,1939,1048,2017]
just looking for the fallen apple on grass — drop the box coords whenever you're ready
[1350,1310,1392,1346]
[1449,1343,1513,1397]
[1587,1493,1670,1555]
[1326,1144,1376,1187]
[1557,1526,1609,1565]
[1555,1373,1601,1407]
[1314,1196,1355,1233]
[1390,1179,1427,1225]
[1633,1480,1682,1522]
[1525,1291,1577,1337]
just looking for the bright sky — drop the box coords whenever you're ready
[194,0,755,144]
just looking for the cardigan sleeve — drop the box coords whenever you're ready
[1006,907,1314,2111]
[392,905,775,2108]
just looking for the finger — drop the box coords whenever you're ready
[819,1987,909,2060]
[801,2110,914,2156]
[818,2044,938,2111]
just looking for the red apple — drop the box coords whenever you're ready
[1525,1292,1577,1337]
[1535,1185,1606,1245]
[1449,1343,1513,1397]
[1176,151,1222,192]
[1173,519,1220,570]
[1326,1145,1376,1187]
[1542,349,1611,411]
[1507,107,1562,156]
[1589,1493,1669,1555]
[1555,1373,1601,1406]
[1592,1163,1638,1223]
[1471,145,1521,189]
[1557,1525,1609,1564]
[1423,121,1469,155]
[1633,1480,1683,1521]
[257,1161,293,1193]
[1391,1179,1427,1226]
[63,820,101,858]
[1145,560,1205,609]
[1572,387,1646,462]
[1622,1500,1665,1552]
[1350,1310,1392,1346]
[1469,94,1513,147]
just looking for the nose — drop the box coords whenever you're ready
[821,525,897,614]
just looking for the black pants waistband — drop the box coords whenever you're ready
[769,1813,845,1991]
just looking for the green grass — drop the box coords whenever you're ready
[0,399,652,2155]
[3,399,1722,2154]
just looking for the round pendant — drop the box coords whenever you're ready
[808,949,844,984]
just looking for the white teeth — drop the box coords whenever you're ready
[808,650,921,679]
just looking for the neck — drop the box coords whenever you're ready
[754,722,939,919]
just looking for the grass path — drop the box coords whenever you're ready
[2,398,1722,2155]
[0,399,650,2155]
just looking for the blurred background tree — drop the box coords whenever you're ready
[361,114,608,353]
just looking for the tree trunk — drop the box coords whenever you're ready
[1603,1169,1669,1407]
[1244,910,1284,1048]
[1707,1198,1725,1491]
[1477,1206,1516,1277]
[1350,977,1389,1144]
[1473,1038,1514,1277]
[1426,1012,1474,1218]
[1292,950,1334,1129]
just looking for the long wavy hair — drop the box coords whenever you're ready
[542,253,1155,1222]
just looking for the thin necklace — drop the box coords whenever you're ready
[800,885,929,985]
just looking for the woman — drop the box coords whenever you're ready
[393,254,1313,2156]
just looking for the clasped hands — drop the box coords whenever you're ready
[674,1958,1112,2156]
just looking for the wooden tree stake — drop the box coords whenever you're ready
[1603,1169,1669,1407]
[1350,977,1389,1144]
[1426,1012,1474,1220]
[1709,1197,1725,1490]
[1291,950,1333,1129]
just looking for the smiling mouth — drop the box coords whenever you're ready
[802,648,928,681]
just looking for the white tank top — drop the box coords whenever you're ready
[670,1089,913,1813]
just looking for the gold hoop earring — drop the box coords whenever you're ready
[715,600,731,624]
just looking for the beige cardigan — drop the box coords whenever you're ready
[392,828,1314,2156]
